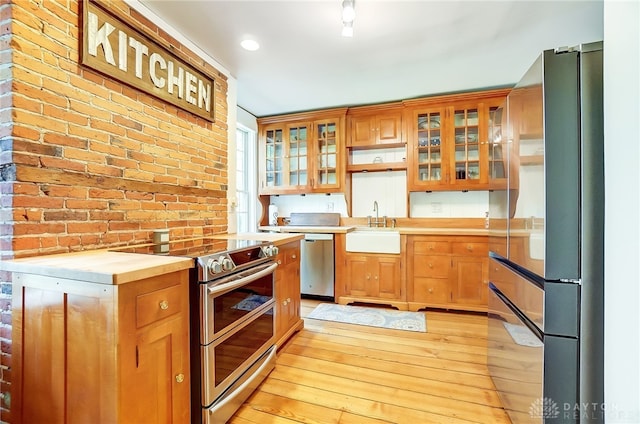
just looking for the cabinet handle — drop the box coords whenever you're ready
[467,245,473,251]
[374,275,378,280]
[175,373,184,383]
[287,297,291,302]
[291,254,297,259]
[428,263,433,268]
[278,260,282,265]
[366,274,371,280]
[428,288,433,293]
[159,300,169,310]
[283,300,288,306]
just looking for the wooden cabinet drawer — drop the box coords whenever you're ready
[413,255,450,278]
[413,240,450,255]
[412,278,449,304]
[452,242,487,257]
[136,283,183,328]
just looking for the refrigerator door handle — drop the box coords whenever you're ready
[489,282,543,342]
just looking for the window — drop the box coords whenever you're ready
[236,125,257,233]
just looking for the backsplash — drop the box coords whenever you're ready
[351,171,407,218]
[269,190,489,219]
[350,146,407,165]
[409,191,489,218]
[268,193,349,217]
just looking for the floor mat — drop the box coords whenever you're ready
[307,303,426,332]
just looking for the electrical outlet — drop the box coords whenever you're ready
[326,202,334,211]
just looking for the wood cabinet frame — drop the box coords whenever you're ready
[257,108,348,195]
[406,234,489,312]
[347,103,404,147]
[11,270,191,423]
[404,89,510,192]
[335,234,408,310]
[273,240,304,348]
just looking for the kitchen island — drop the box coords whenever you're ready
[0,232,303,424]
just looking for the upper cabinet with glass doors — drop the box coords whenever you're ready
[487,101,509,190]
[258,109,347,195]
[408,106,447,190]
[405,90,509,192]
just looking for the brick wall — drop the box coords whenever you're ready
[0,1,230,421]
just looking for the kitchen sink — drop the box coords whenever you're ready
[345,228,401,254]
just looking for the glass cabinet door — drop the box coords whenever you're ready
[415,110,444,185]
[264,128,284,188]
[314,120,340,189]
[287,124,308,188]
[488,103,508,186]
[453,108,480,182]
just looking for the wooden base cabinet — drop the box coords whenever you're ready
[339,252,407,310]
[274,240,304,348]
[407,235,489,312]
[12,270,191,424]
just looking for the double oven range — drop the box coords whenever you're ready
[115,237,280,423]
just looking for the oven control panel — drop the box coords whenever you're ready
[261,244,279,257]
[207,254,235,275]
[198,242,278,281]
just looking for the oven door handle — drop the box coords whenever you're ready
[207,262,278,296]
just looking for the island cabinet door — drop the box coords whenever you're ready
[11,274,119,424]
[11,270,191,424]
[119,271,191,424]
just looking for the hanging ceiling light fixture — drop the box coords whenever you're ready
[341,0,355,37]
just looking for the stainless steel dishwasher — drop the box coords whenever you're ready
[300,233,334,299]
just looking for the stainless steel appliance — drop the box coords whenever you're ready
[488,42,603,423]
[300,233,335,298]
[113,238,280,424]
[283,212,339,300]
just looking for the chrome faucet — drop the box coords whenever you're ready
[368,200,386,228]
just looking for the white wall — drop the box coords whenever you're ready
[352,171,407,218]
[410,191,489,218]
[604,1,640,421]
[237,106,258,133]
[268,193,349,218]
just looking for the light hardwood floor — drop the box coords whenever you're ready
[229,299,510,424]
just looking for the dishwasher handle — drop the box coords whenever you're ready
[303,233,334,241]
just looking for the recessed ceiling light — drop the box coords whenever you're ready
[241,39,260,51]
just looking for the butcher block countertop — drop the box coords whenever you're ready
[258,225,353,234]
[0,250,194,285]
[219,232,304,243]
[259,225,488,236]
[0,233,303,285]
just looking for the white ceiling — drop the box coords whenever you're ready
[139,0,603,118]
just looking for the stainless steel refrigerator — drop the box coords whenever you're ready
[487,41,603,423]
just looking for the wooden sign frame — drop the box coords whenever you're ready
[81,0,216,122]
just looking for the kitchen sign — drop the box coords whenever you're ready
[81,0,215,122]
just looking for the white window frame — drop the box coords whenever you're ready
[236,124,258,233]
